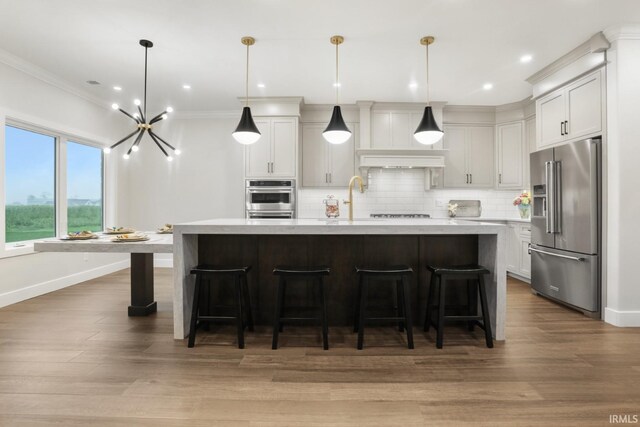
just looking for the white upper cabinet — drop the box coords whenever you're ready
[245,117,297,178]
[536,69,603,149]
[524,115,536,189]
[371,110,443,150]
[496,121,524,189]
[301,123,355,187]
[443,124,494,188]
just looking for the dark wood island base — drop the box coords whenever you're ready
[197,234,478,326]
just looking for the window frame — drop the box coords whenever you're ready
[1,118,107,258]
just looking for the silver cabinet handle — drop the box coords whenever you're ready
[564,120,568,135]
[560,121,564,136]
[498,173,502,184]
[465,174,468,184]
[529,246,585,262]
[325,173,328,183]
[469,174,472,184]
[329,173,332,183]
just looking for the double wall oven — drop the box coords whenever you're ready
[245,179,296,219]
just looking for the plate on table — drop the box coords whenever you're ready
[156,224,173,234]
[111,233,149,243]
[104,227,135,235]
[60,231,99,241]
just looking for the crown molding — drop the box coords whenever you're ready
[371,101,447,111]
[526,32,610,85]
[236,96,304,106]
[0,47,109,110]
[443,105,495,113]
[301,103,359,112]
[604,24,640,41]
[172,110,240,119]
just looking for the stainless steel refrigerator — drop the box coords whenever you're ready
[529,137,601,316]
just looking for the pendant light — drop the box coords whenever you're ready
[107,39,179,160]
[232,36,261,145]
[323,35,351,145]
[414,36,443,145]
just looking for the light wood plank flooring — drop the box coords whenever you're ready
[0,269,639,426]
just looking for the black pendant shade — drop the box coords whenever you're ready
[414,105,443,145]
[322,105,352,145]
[232,106,261,145]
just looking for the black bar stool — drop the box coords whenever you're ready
[272,266,330,350]
[424,264,493,349]
[188,265,253,349]
[354,266,414,350]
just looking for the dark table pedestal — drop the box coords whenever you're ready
[128,253,157,316]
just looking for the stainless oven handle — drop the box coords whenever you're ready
[248,189,293,194]
[528,246,584,262]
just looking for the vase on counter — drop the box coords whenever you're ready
[518,204,530,219]
[323,195,340,218]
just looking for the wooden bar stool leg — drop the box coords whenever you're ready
[318,277,329,350]
[188,275,202,348]
[357,276,369,350]
[400,275,414,349]
[353,274,363,333]
[396,280,405,332]
[424,272,436,332]
[272,276,285,350]
[241,274,254,332]
[233,275,245,349]
[467,279,478,332]
[478,274,494,348]
[436,275,446,349]
[279,279,287,333]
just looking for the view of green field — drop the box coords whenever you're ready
[5,205,102,243]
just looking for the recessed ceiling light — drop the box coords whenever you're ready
[333,82,341,87]
[483,83,494,90]
[182,84,191,89]
[409,82,418,90]
[520,54,533,63]
[113,86,122,91]
[257,83,265,88]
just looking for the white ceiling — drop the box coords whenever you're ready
[0,0,638,112]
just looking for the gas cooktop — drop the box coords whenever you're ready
[370,213,431,218]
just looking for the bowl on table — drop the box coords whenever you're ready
[60,231,99,241]
[111,232,149,243]
[104,227,135,235]
[157,224,173,234]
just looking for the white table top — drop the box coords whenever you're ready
[34,232,173,254]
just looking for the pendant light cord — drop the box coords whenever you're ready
[245,43,250,107]
[335,41,339,105]
[425,42,430,106]
[144,45,148,117]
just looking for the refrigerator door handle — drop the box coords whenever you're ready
[529,246,585,262]
[545,161,555,233]
[554,161,562,234]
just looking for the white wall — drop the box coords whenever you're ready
[117,115,246,230]
[0,58,128,307]
[298,168,522,219]
[602,25,640,326]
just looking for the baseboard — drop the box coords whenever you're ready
[604,307,640,327]
[0,259,129,308]
[507,272,531,284]
[154,254,173,268]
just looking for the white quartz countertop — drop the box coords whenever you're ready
[34,233,173,253]
[458,217,531,224]
[174,218,505,235]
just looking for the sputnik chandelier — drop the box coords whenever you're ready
[104,39,180,161]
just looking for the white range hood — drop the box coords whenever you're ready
[357,149,446,190]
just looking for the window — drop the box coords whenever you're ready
[4,125,56,243]
[67,141,103,233]
[3,122,106,251]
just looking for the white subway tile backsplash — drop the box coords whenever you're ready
[298,168,522,219]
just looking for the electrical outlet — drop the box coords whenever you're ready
[436,199,447,207]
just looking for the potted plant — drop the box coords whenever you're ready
[513,190,531,219]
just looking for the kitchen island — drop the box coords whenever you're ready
[173,218,506,340]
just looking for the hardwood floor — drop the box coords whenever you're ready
[0,269,639,426]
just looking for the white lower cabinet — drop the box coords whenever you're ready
[506,221,531,280]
